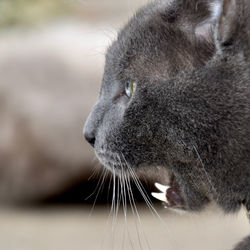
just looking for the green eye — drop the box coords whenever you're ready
[125,81,137,98]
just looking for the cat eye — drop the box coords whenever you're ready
[125,81,137,98]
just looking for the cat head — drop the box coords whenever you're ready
[84,0,250,212]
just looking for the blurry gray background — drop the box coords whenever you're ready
[0,0,248,249]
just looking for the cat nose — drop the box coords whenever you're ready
[84,131,96,147]
[84,103,101,148]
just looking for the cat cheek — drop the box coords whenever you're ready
[135,131,149,141]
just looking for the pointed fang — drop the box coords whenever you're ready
[151,192,168,203]
[155,182,170,193]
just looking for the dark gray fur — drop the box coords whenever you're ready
[234,236,250,250]
[84,0,250,249]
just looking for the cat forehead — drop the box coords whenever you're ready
[105,2,185,72]
[104,0,224,82]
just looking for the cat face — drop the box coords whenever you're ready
[84,0,250,212]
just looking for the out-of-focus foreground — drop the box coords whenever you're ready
[0,0,249,249]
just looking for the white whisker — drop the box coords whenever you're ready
[88,168,108,217]
[85,167,106,201]
[193,145,217,194]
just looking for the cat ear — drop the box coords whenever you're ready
[216,0,237,46]
[194,1,222,41]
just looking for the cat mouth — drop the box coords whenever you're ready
[96,149,187,210]
[136,166,187,210]
[151,183,185,209]
[150,173,186,211]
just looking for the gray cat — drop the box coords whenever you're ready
[84,0,250,249]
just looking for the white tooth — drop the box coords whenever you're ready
[151,192,167,203]
[155,183,170,193]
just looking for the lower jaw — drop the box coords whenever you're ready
[97,153,188,211]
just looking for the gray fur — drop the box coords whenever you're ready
[84,0,250,249]
[234,236,250,250]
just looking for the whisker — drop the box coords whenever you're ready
[88,168,108,217]
[193,145,217,194]
[87,165,100,181]
[107,171,113,203]
[110,165,116,250]
[126,172,152,250]
[111,166,117,232]
[124,168,143,250]
[85,167,106,201]
[120,167,127,250]
[117,152,152,250]
[125,160,167,228]
[117,156,135,250]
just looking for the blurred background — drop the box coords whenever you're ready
[0,0,248,249]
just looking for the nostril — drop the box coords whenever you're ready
[84,132,96,147]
